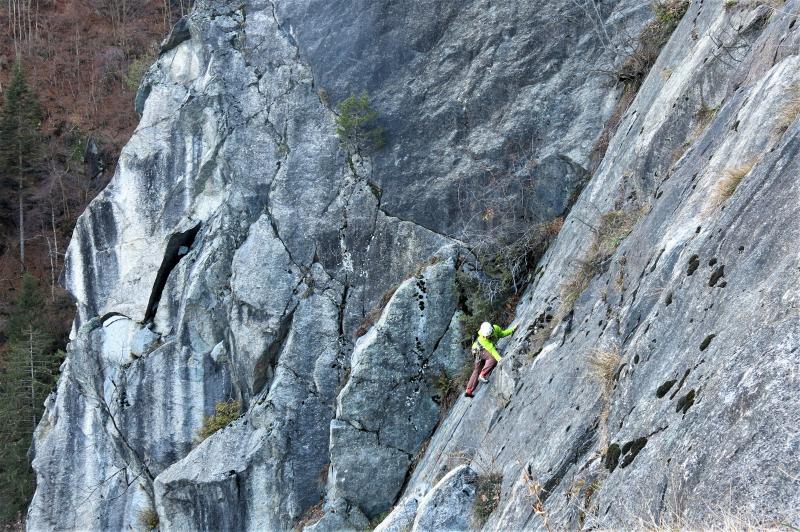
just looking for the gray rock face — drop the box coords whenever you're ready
[373,491,420,532]
[29,0,800,530]
[329,258,463,518]
[411,465,478,532]
[387,1,800,530]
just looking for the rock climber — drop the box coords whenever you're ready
[464,321,514,397]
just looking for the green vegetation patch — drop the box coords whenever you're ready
[473,472,503,525]
[617,1,689,87]
[197,399,241,442]
[124,54,155,91]
[335,91,385,154]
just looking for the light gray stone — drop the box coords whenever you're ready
[411,465,478,532]
[329,258,464,518]
[373,494,420,532]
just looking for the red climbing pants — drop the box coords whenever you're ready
[465,349,498,394]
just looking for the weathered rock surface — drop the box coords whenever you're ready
[327,258,463,520]
[28,0,800,530]
[388,1,800,530]
[411,465,478,532]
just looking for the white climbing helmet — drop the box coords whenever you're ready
[479,322,493,338]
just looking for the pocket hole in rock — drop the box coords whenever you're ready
[669,369,691,399]
[604,443,621,472]
[709,265,725,287]
[676,389,696,414]
[699,334,715,351]
[687,255,700,276]
[656,380,676,398]
[620,437,648,468]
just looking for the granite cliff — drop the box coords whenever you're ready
[28,0,799,530]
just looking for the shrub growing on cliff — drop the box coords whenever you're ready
[124,54,155,91]
[557,207,645,318]
[433,358,473,412]
[458,217,563,346]
[197,399,241,442]
[616,1,689,87]
[335,91,385,154]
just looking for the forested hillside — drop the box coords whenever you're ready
[0,0,187,525]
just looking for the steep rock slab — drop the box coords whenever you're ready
[373,492,420,532]
[412,465,478,532]
[155,281,342,530]
[394,2,800,529]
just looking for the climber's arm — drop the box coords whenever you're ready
[494,324,515,338]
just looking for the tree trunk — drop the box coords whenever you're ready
[18,180,24,270]
[49,200,58,299]
[28,327,37,433]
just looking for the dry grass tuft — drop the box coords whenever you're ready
[635,506,792,531]
[138,508,159,530]
[559,263,596,320]
[587,345,622,398]
[521,467,552,531]
[775,83,800,136]
[294,501,324,531]
[354,285,398,339]
[588,345,622,447]
[724,0,785,9]
[706,161,755,212]
[689,102,718,141]
[556,207,645,320]
[590,209,644,264]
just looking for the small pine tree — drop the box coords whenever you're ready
[335,91,385,155]
[0,61,43,266]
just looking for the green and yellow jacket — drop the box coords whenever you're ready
[472,324,514,361]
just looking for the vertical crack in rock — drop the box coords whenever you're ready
[254,307,296,397]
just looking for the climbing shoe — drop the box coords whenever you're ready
[478,375,489,384]
[464,391,474,398]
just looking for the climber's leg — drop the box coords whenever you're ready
[479,351,497,379]
[465,355,486,396]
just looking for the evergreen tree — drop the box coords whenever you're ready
[0,60,43,267]
[5,273,46,340]
[0,275,60,525]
